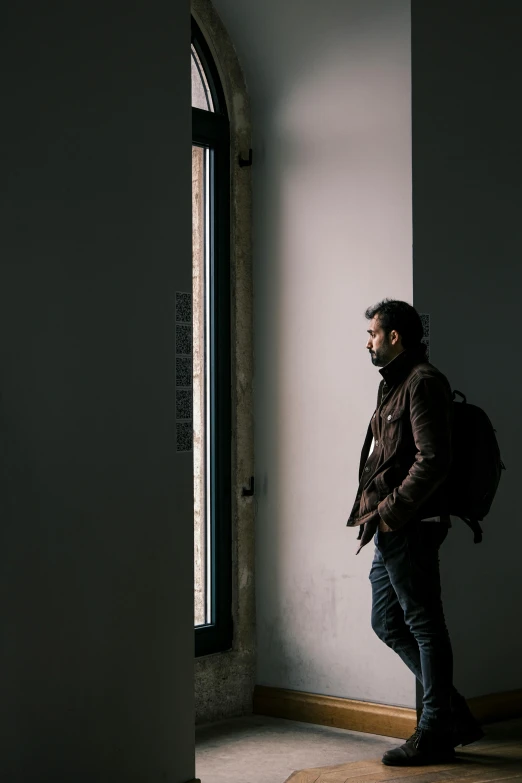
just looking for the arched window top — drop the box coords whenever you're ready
[191,18,227,117]
[191,45,214,112]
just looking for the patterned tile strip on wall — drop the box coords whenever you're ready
[175,292,193,452]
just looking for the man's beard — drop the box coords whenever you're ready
[369,343,391,367]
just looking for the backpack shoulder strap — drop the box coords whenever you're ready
[460,517,484,544]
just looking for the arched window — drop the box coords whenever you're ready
[192,17,232,657]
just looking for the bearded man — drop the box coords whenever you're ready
[347,299,483,766]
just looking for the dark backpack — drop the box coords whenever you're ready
[447,390,506,542]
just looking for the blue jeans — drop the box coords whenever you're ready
[370,520,466,732]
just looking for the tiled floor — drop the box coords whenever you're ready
[196,714,408,783]
[195,715,522,783]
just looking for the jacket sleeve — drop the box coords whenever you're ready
[377,375,453,530]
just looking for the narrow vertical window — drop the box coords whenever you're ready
[192,19,232,655]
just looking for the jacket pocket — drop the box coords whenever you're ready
[380,405,405,442]
[375,472,389,497]
[360,475,386,515]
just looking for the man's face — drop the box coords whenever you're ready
[366,316,401,367]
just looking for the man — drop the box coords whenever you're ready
[347,299,483,766]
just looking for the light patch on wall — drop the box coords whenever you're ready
[176,292,193,452]
[420,313,430,361]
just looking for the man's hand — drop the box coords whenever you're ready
[356,513,380,554]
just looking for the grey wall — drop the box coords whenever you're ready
[412,1,522,698]
[0,3,194,781]
[213,0,415,708]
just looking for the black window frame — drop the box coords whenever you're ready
[192,17,233,658]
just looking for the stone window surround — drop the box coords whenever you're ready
[192,0,255,723]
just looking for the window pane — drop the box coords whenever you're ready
[191,46,214,112]
[193,144,211,627]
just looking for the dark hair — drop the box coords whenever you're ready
[365,298,426,355]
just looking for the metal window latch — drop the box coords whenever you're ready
[242,476,255,496]
[238,149,253,168]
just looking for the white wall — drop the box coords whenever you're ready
[0,3,194,780]
[213,0,415,707]
[412,0,522,699]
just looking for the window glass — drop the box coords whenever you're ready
[191,46,214,112]
[192,143,211,627]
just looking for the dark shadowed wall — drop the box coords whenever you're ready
[412,0,522,698]
[0,2,194,780]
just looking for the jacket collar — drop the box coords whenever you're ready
[379,345,427,387]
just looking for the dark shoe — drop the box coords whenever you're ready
[450,693,485,747]
[382,728,455,766]
[453,717,484,747]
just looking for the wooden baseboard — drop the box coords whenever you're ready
[253,685,522,739]
[468,688,522,724]
[253,685,417,739]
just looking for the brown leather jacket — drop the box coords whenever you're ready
[347,347,453,532]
